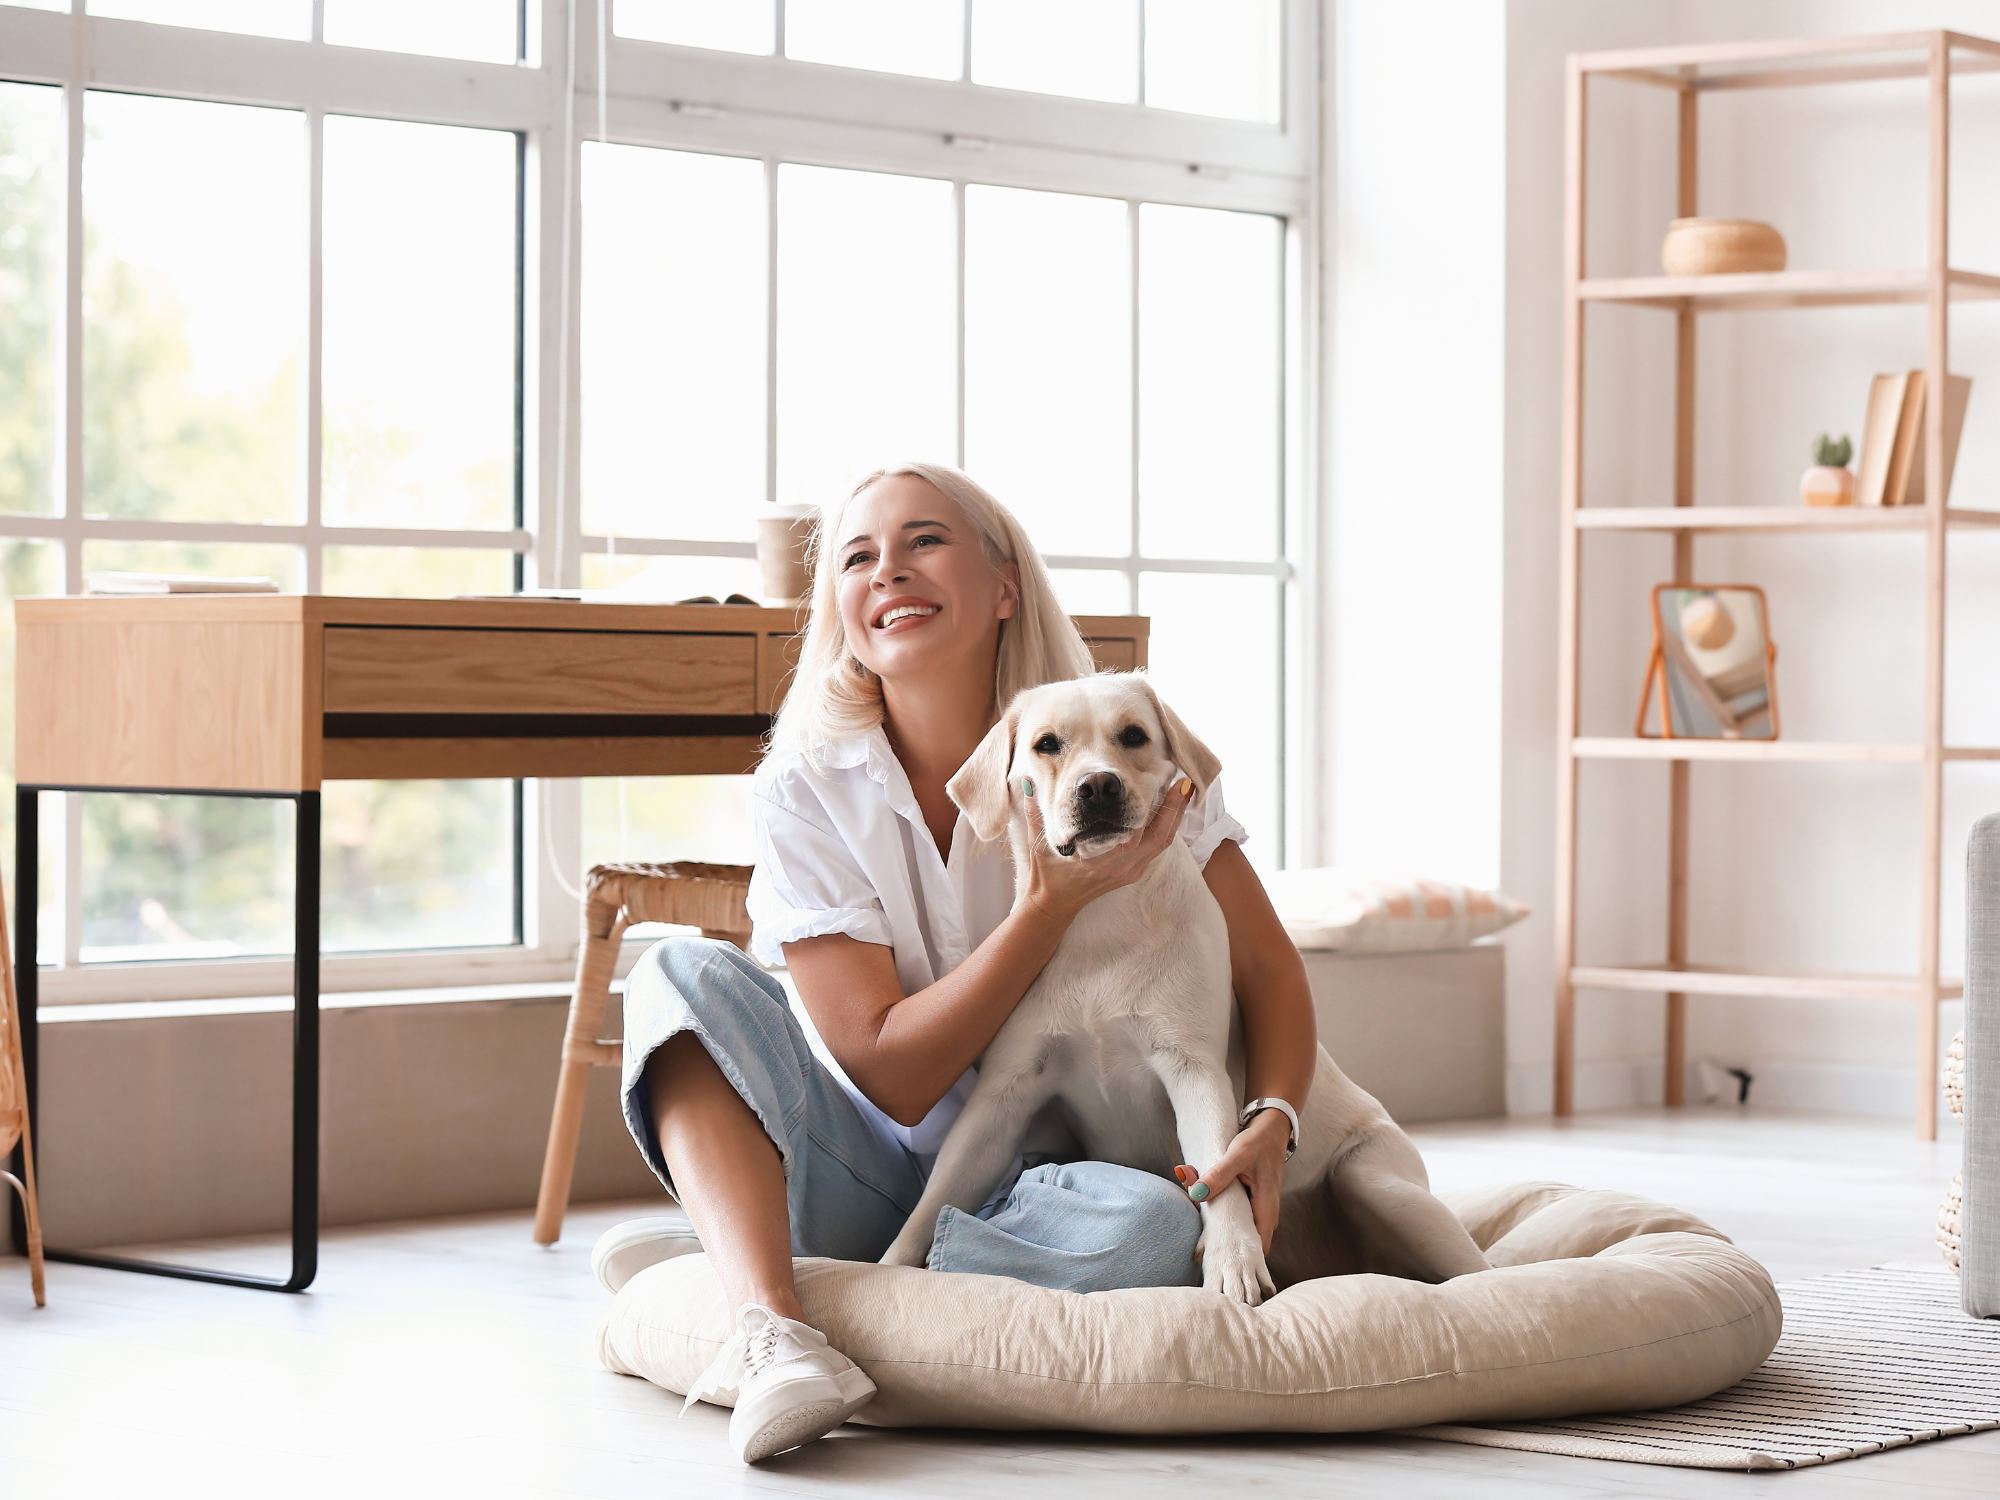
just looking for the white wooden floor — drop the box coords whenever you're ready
[3,1107,1994,1499]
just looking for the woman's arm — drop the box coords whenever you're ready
[783,783,1195,1127]
[1176,838,1316,1251]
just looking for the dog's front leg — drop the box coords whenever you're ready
[879,1073,1047,1269]
[1148,1051,1276,1306]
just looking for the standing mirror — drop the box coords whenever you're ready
[1636,584,1780,741]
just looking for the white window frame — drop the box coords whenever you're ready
[0,0,1320,1006]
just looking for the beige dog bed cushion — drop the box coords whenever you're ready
[598,1180,1780,1435]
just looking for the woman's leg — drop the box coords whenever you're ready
[620,937,926,1293]
[646,1033,804,1322]
[927,1160,1203,1293]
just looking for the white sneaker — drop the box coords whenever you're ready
[680,1304,877,1464]
[591,1216,704,1295]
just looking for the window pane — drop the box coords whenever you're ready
[1140,571,1277,867]
[323,115,515,531]
[581,553,762,600]
[1050,568,1129,617]
[1144,0,1280,122]
[80,794,295,961]
[324,0,519,63]
[971,0,1136,103]
[617,0,773,53]
[777,165,954,508]
[82,540,301,593]
[1138,203,1279,561]
[785,0,962,78]
[88,0,311,40]
[0,542,62,962]
[323,781,516,952]
[583,144,766,542]
[965,185,1129,558]
[79,781,517,959]
[322,547,515,599]
[1,85,62,519]
[84,93,304,524]
[582,776,755,873]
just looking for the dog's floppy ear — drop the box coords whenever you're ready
[948,703,1020,842]
[1137,675,1222,800]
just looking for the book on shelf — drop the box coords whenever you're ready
[1898,372,1973,507]
[84,572,280,596]
[1855,370,1973,507]
[1854,371,1911,507]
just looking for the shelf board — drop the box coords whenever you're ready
[1574,505,2000,534]
[1574,738,1917,762]
[1569,964,1964,1003]
[1575,739,2000,762]
[1575,266,2000,312]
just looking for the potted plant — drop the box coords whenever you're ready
[1800,433,1854,507]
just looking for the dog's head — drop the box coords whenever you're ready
[948,673,1223,855]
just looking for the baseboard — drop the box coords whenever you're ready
[1507,1057,1946,1118]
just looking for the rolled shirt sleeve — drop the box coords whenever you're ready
[1181,773,1250,870]
[746,793,895,967]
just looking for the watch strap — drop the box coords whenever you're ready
[1239,1097,1299,1161]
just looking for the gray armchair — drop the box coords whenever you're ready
[1966,814,1999,1317]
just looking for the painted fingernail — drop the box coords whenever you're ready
[1188,1182,1210,1202]
[1179,778,1194,797]
[1022,777,1035,798]
[1174,1165,1196,1186]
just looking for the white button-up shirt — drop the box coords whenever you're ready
[747,726,1248,1172]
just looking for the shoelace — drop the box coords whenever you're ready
[680,1315,783,1416]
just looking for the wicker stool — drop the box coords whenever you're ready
[1,877,45,1306]
[532,861,754,1246]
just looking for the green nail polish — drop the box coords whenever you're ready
[1022,777,1035,797]
[1188,1182,1210,1202]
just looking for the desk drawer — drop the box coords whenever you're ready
[323,628,758,716]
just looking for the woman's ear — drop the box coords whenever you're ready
[948,706,1019,841]
[1139,675,1222,799]
[995,560,1021,621]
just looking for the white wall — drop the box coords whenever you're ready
[1323,0,1508,891]
[1326,0,2000,1116]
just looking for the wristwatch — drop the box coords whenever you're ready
[1240,1097,1299,1161]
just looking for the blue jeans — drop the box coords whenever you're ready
[620,937,1202,1293]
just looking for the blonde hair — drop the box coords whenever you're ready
[773,461,1096,759]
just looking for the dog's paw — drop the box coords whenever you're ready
[1196,1232,1276,1307]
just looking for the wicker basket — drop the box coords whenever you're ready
[1661,217,1787,276]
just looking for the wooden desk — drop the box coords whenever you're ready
[10,597,1148,1289]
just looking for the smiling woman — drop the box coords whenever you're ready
[602,458,1321,1467]
[776,463,1090,765]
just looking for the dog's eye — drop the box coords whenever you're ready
[1118,724,1150,749]
[1032,733,1059,755]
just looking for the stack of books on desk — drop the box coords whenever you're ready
[85,573,280,596]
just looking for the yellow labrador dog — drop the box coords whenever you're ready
[878,673,1487,1304]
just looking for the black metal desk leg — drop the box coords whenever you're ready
[7,787,34,1258]
[288,791,320,1292]
[22,785,321,1292]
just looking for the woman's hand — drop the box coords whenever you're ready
[1018,777,1196,924]
[1175,1106,1291,1253]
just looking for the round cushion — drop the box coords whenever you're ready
[596,1180,1780,1435]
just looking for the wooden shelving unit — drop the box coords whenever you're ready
[1555,30,2000,1140]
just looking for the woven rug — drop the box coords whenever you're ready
[1402,1266,2000,1471]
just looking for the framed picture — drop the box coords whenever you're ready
[1636,584,1780,741]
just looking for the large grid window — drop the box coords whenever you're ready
[0,1,1313,1003]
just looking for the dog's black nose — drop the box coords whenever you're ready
[1075,771,1124,805]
